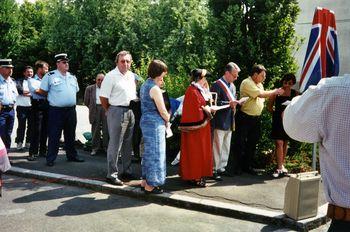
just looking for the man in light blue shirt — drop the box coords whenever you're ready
[38,54,84,166]
[0,59,18,151]
[27,60,49,161]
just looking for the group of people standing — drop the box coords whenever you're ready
[0,52,296,193]
[0,54,84,168]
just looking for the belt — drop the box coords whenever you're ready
[239,110,260,119]
[327,204,350,221]
[31,98,47,102]
[116,105,129,109]
[49,105,75,110]
[1,104,14,111]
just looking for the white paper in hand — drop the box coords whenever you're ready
[166,123,173,138]
[210,104,230,111]
[237,97,249,105]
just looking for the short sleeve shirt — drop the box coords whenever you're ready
[28,74,46,100]
[99,67,137,106]
[240,77,265,116]
[40,70,79,107]
[0,75,18,105]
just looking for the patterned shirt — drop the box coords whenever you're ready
[283,74,350,208]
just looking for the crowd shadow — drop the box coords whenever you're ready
[13,186,84,203]
[46,194,147,217]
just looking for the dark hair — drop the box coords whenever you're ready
[115,50,132,63]
[35,60,49,70]
[280,73,296,85]
[250,64,266,76]
[148,60,168,79]
[23,65,33,73]
[191,69,209,82]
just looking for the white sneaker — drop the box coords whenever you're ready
[281,165,288,174]
[17,142,23,150]
[91,149,97,156]
[272,169,284,178]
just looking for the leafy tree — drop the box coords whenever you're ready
[0,0,21,57]
[12,0,50,78]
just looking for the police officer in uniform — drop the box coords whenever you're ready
[38,54,84,166]
[0,59,18,151]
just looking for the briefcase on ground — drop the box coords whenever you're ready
[283,171,321,220]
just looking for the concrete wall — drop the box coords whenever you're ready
[295,0,350,78]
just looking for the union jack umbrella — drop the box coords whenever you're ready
[299,7,340,93]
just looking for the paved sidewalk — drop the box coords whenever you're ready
[4,105,329,231]
[6,147,328,231]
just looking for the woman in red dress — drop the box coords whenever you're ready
[179,69,215,187]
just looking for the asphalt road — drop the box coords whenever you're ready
[0,174,306,232]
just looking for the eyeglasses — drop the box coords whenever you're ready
[96,79,103,82]
[119,59,131,64]
[61,61,69,64]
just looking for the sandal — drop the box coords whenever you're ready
[187,178,206,187]
[144,186,164,194]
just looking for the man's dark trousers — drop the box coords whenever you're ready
[232,110,261,173]
[0,109,15,150]
[29,99,48,156]
[46,106,78,163]
[15,106,32,144]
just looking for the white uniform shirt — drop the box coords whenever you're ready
[283,75,350,208]
[16,79,31,107]
[99,67,137,106]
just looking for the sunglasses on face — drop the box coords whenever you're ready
[60,61,69,64]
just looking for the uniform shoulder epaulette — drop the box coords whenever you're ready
[48,71,55,76]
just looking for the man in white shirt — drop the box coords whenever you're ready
[100,51,137,186]
[283,75,350,231]
[15,66,33,150]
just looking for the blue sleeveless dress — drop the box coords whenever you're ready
[140,78,166,186]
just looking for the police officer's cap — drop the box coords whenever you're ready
[54,53,69,62]
[0,59,14,68]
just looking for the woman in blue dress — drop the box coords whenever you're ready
[140,60,170,194]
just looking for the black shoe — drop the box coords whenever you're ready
[67,156,85,162]
[245,168,257,175]
[46,161,54,167]
[27,155,36,161]
[233,169,242,175]
[217,170,230,177]
[39,152,47,157]
[106,177,123,186]
[212,173,223,181]
[120,173,137,181]
[144,186,164,194]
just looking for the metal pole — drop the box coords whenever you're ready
[312,143,317,170]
